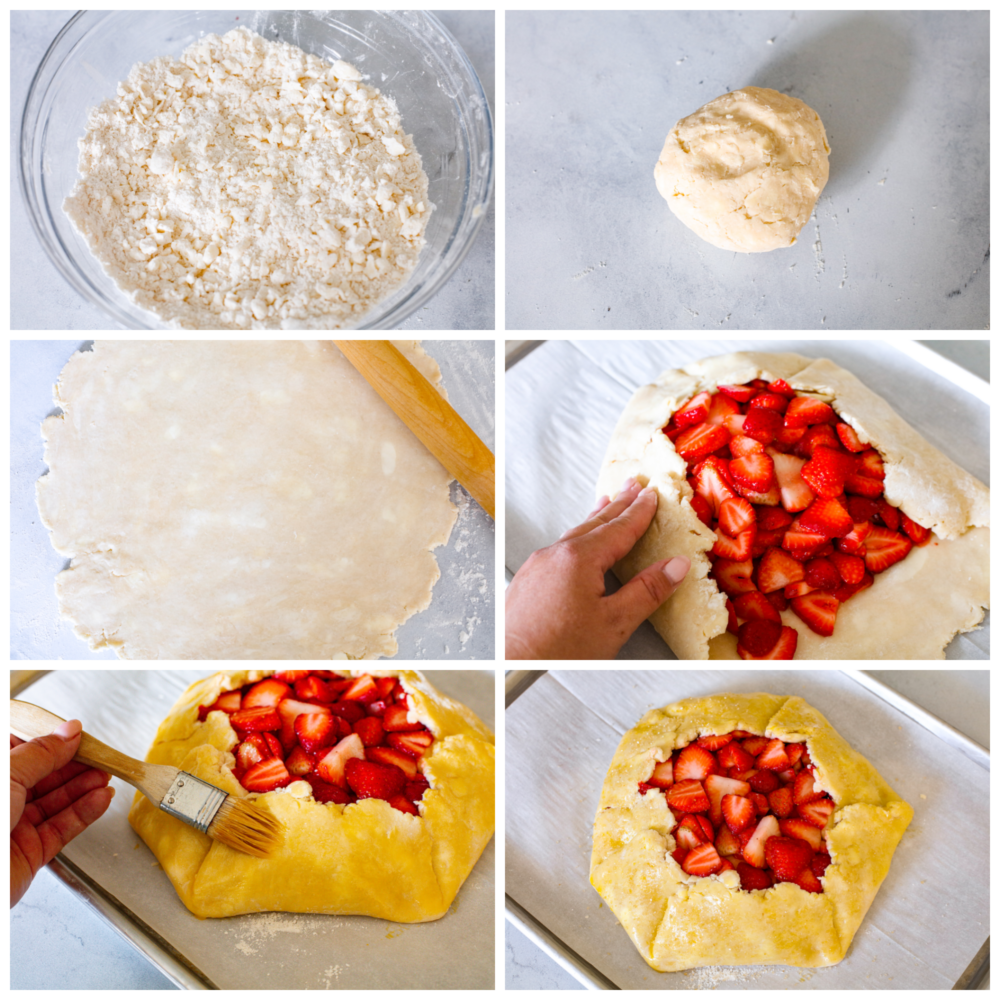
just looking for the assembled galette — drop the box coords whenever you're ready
[598,352,989,658]
[129,669,494,920]
[591,693,913,971]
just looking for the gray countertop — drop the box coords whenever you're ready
[11,10,494,331]
[505,669,990,989]
[506,10,988,330]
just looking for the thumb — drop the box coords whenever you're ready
[607,556,691,630]
[10,719,83,793]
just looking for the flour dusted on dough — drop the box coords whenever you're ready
[64,28,431,329]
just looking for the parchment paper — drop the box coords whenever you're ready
[505,339,989,659]
[16,668,495,989]
[505,669,989,989]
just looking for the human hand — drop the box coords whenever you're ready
[10,719,114,908]
[506,477,691,659]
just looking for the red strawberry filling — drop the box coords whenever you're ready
[197,671,434,814]
[639,731,835,893]
[664,379,934,658]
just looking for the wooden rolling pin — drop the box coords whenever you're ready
[334,341,495,519]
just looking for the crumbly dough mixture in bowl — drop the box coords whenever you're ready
[63,28,431,329]
[655,87,830,253]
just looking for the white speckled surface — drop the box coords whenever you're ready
[506,10,988,330]
[12,340,495,660]
[12,10,494,331]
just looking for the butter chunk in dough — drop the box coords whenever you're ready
[128,670,495,920]
[591,694,913,972]
[597,351,990,659]
[36,341,457,659]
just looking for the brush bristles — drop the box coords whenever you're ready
[207,796,284,858]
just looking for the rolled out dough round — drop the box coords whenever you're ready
[654,87,830,253]
[36,341,457,659]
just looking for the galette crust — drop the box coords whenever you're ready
[128,670,495,921]
[590,693,913,972]
[597,352,990,659]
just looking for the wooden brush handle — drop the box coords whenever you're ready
[10,700,143,784]
[334,340,495,519]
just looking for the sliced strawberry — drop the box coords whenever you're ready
[242,678,292,709]
[718,496,756,536]
[741,736,770,757]
[696,734,734,751]
[675,422,730,461]
[726,598,739,634]
[316,733,366,788]
[675,815,710,850]
[382,703,423,732]
[689,491,713,527]
[857,448,885,479]
[766,589,789,613]
[722,794,756,833]
[801,446,856,498]
[742,815,780,868]
[812,854,831,877]
[749,391,789,413]
[733,591,782,623]
[898,511,931,546]
[830,552,865,585]
[292,675,334,703]
[704,774,751,825]
[674,391,713,429]
[285,745,315,776]
[845,496,880,523]
[341,674,380,704]
[784,397,836,428]
[729,434,765,459]
[844,472,883,498]
[230,705,281,736]
[295,712,337,753]
[387,730,434,758]
[767,378,797,398]
[756,739,791,771]
[780,818,823,851]
[305,775,355,805]
[666,779,709,813]
[768,786,794,818]
[717,383,757,402]
[647,759,674,789]
[798,496,853,538]
[736,620,782,657]
[352,716,385,748]
[790,591,839,637]
[716,825,742,857]
[795,424,841,458]
[274,670,311,684]
[682,842,723,876]
[328,700,366,725]
[792,770,822,804]
[712,528,754,561]
[366,745,420,779]
[738,861,774,890]
[748,769,779,793]
[874,499,900,530]
[757,506,793,531]
[863,527,913,573]
[388,794,419,816]
[717,742,755,772]
[757,547,804,593]
[837,520,872,554]
[795,867,824,893]
[730,452,776,497]
[235,734,271,773]
[693,456,736,515]
[784,581,815,599]
[804,557,841,591]
[835,421,866,452]
[752,527,787,557]
[742,407,783,445]
[345,758,407,801]
[765,836,813,880]
[675,745,719,781]
[738,482,782,506]
[781,521,828,557]
[241,757,293,793]
[768,450,814,512]
[706,393,742,425]
[198,689,242,721]
[774,425,807,450]
[797,796,835,829]
[713,558,756,599]
[405,777,431,803]
[834,571,874,603]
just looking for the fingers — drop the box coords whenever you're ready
[26,785,116,869]
[23,766,112,827]
[584,484,661,570]
[607,555,691,632]
[9,722,84,796]
[560,477,643,541]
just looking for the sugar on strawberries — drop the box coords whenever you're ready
[663,378,932,658]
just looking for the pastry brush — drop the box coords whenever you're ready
[333,340,495,519]
[10,699,282,858]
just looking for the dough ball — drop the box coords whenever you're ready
[654,87,830,253]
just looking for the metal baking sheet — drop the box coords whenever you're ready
[505,338,989,658]
[16,668,495,989]
[11,339,495,660]
[505,669,989,989]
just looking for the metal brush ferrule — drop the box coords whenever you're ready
[161,772,227,833]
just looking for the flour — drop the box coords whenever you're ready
[64,28,431,329]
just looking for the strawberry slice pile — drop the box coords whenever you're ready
[664,379,932,658]
[198,671,434,816]
[638,731,834,893]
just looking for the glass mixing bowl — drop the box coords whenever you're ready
[20,10,493,330]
